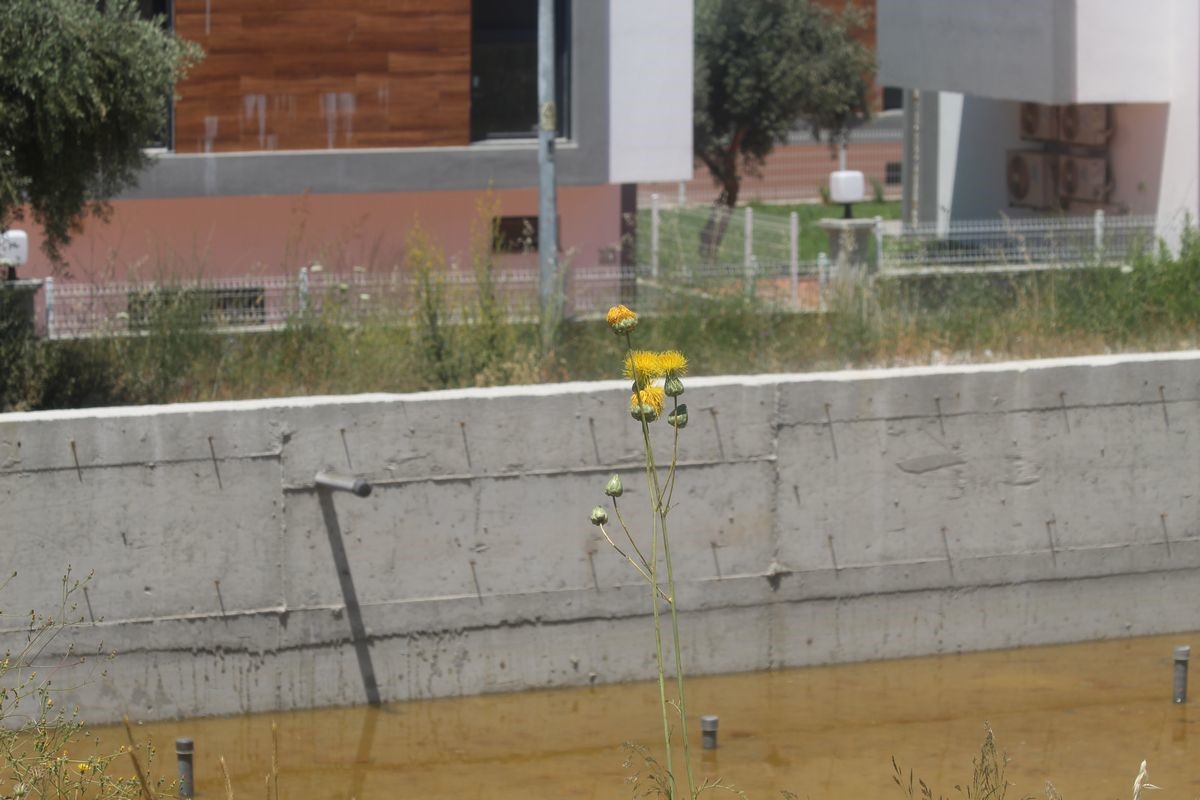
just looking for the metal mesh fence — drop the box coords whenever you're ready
[33,213,1167,339]
[882,214,1159,271]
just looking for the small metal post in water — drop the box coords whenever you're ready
[176,738,194,799]
[701,715,719,750]
[1174,645,1190,703]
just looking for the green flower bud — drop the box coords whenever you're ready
[664,375,684,397]
[631,404,660,423]
[589,506,609,526]
[605,474,623,497]
[667,404,688,429]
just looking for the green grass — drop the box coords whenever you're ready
[636,201,903,268]
[6,221,1200,412]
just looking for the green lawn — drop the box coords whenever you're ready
[636,201,902,269]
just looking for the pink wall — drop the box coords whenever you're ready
[17,185,624,282]
[1109,104,1169,216]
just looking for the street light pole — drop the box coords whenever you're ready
[537,0,558,349]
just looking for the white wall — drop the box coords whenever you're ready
[1074,4,1173,104]
[1151,0,1200,239]
[880,0,1173,104]
[607,0,694,184]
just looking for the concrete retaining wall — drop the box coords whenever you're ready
[2,352,1199,722]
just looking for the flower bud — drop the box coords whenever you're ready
[605,474,623,497]
[606,305,639,334]
[631,404,660,423]
[667,404,688,429]
[589,506,609,526]
[664,375,684,397]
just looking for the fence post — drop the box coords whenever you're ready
[745,255,758,302]
[817,252,829,313]
[298,266,309,315]
[743,206,754,272]
[650,193,660,280]
[44,276,55,339]
[1094,209,1105,262]
[874,216,885,273]
[677,181,686,209]
[789,211,800,310]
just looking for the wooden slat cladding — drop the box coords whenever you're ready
[173,0,471,153]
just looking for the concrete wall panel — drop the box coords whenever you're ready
[4,351,1200,723]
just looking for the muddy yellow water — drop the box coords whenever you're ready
[91,632,1199,800]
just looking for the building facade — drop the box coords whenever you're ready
[878,0,1197,241]
[20,0,694,280]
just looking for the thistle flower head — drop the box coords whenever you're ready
[624,351,664,387]
[630,386,665,422]
[657,350,688,377]
[605,474,623,497]
[589,506,609,526]
[606,305,638,334]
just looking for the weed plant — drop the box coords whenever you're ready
[5,224,1200,412]
[0,570,164,800]
[588,304,750,799]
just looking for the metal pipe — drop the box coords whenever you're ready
[1174,645,1190,703]
[537,0,558,342]
[315,471,372,498]
[700,715,719,750]
[175,738,194,799]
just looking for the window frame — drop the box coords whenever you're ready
[469,0,571,143]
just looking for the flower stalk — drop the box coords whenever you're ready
[589,306,698,799]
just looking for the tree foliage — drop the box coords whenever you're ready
[0,0,201,264]
[694,0,874,256]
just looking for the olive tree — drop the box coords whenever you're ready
[693,0,874,258]
[0,0,200,265]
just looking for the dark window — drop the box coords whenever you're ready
[882,86,904,112]
[492,216,539,253]
[137,0,174,149]
[885,161,902,185]
[471,0,570,141]
[137,0,170,19]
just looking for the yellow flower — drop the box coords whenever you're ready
[76,763,91,774]
[629,386,666,422]
[623,351,665,386]
[656,350,688,377]
[606,304,638,334]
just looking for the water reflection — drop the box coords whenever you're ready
[95,633,1200,799]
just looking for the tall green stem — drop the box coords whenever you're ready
[626,333,696,800]
[659,398,695,798]
[626,333,676,799]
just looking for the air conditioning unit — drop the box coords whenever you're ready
[1058,154,1109,202]
[1019,102,1058,142]
[1058,104,1111,147]
[1007,150,1058,210]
